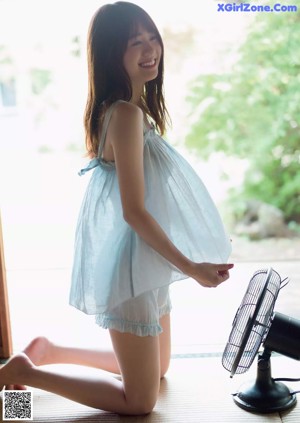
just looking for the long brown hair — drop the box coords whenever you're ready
[84,1,169,157]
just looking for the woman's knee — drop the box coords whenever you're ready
[127,391,158,415]
[124,377,160,414]
[109,329,160,414]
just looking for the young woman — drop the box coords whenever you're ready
[0,2,233,415]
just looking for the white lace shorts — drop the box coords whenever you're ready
[95,285,172,337]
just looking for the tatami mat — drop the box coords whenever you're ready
[1,355,299,422]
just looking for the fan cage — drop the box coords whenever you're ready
[222,268,282,375]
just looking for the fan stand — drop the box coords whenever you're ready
[233,349,297,413]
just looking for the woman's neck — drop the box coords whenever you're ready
[130,84,144,106]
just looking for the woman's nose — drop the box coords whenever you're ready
[142,41,154,55]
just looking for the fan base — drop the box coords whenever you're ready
[233,380,297,413]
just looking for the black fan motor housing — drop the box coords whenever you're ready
[264,312,300,360]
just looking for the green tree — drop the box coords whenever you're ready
[186,11,300,221]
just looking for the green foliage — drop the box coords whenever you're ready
[0,45,13,65]
[71,36,81,58]
[186,12,300,221]
[30,68,52,95]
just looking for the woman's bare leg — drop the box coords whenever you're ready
[0,331,161,415]
[159,314,171,377]
[4,336,120,391]
[109,329,161,413]
[12,313,170,375]
[4,313,171,392]
[22,336,120,373]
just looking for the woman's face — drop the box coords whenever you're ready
[123,23,162,90]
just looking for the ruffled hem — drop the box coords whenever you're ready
[95,302,172,337]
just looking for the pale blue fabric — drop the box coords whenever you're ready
[69,101,232,321]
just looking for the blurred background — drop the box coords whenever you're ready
[0,0,299,354]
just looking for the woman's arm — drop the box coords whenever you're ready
[109,102,233,287]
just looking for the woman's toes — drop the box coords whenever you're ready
[0,353,34,388]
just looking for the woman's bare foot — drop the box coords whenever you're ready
[0,353,34,391]
[23,336,54,366]
[4,337,54,390]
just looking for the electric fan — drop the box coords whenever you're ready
[222,267,300,413]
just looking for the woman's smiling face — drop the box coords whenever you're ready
[123,23,162,89]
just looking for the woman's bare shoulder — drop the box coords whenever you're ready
[110,101,143,134]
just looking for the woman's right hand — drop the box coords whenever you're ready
[186,262,234,288]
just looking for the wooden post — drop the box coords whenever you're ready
[0,212,13,358]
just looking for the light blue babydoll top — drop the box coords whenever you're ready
[69,101,232,315]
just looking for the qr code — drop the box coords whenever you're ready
[3,391,33,421]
